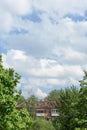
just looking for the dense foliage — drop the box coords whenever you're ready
[53,86,79,130]
[32,118,55,130]
[75,71,87,130]
[45,89,60,101]
[0,55,32,130]
[52,72,87,130]
[26,95,38,119]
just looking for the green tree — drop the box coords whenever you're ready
[17,95,25,104]
[75,71,87,130]
[27,95,38,107]
[32,119,55,130]
[26,95,38,119]
[0,55,32,130]
[53,86,79,130]
[45,89,60,102]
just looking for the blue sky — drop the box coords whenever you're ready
[1,0,87,98]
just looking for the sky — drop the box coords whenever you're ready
[1,0,87,99]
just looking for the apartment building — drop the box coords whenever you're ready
[29,100,59,120]
[16,100,59,120]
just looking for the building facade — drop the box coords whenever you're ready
[16,100,59,120]
[29,100,59,120]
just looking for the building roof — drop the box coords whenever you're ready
[16,100,57,110]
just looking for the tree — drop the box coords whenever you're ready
[27,95,38,107]
[26,95,38,119]
[0,55,32,130]
[53,86,79,130]
[17,95,25,104]
[32,119,55,130]
[45,89,60,102]
[75,71,87,130]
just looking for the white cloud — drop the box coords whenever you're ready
[2,0,32,15]
[0,0,32,33]
[8,49,27,60]
[33,0,87,17]
[2,49,85,98]
[46,78,66,86]
[3,12,87,58]
[0,10,13,33]
[2,49,84,79]
[0,0,87,35]
[53,47,87,65]
[1,0,87,98]
[35,88,47,99]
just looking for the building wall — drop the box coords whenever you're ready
[36,108,59,119]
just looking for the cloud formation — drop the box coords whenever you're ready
[1,0,87,98]
[2,49,84,98]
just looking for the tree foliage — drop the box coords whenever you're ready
[53,86,79,130]
[52,72,87,130]
[26,95,38,119]
[75,71,87,130]
[17,95,25,105]
[45,89,60,103]
[32,119,55,130]
[0,55,32,130]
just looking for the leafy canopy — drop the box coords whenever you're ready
[0,55,32,130]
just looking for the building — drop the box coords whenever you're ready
[16,100,59,120]
[29,100,59,120]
